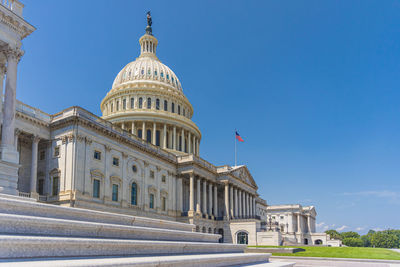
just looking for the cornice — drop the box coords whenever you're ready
[0,5,35,40]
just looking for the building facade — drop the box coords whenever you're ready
[0,3,335,246]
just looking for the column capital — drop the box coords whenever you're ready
[2,46,24,62]
[14,128,21,136]
[31,135,40,144]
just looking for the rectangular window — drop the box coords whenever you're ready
[162,197,166,211]
[149,193,154,209]
[52,177,59,196]
[39,150,45,161]
[130,97,134,109]
[123,99,126,110]
[138,129,142,139]
[54,146,60,157]
[172,103,175,113]
[280,216,284,219]
[156,99,160,110]
[150,170,155,178]
[178,105,181,115]
[93,179,100,198]
[116,101,119,111]
[164,100,168,111]
[111,103,114,112]
[162,175,166,183]
[94,150,101,160]
[113,157,119,167]
[112,184,119,201]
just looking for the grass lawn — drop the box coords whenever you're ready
[250,246,400,260]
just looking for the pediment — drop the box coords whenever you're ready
[231,166,257,188]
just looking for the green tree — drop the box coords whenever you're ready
[325,229,341,240]
[371,231,400,248]
[361,234,372,247]
[342,237,364,247]
[341,231,360,239]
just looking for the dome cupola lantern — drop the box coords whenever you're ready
[100,12,202,156]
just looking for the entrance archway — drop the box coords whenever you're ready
[315,239,323,245]
[304,238,308,245]
[218,228,224,243]
[236,231,248,245]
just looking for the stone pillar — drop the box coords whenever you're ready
[288,213,294,233]
[188,132,192,154]
[177,177,183,213]
[213,184,218,217]
[253,197,256,217]
[163,124,167,149]
[249,195,253,217]
[247,193,250,217]
[14,129,20,149]
[0,48,22,164]
[202,179,207,214]
[0,63,5,115]
[30,135,40,196]
[121,122,125,130]
[224,182,229,220]
[297,214,302,233]
[173,126,177,150]
[229,185,234,218]
[196,177,201,213]
[142,121,146,140]
[196,139,200,156]
[152,122,156,145]
[131,121,135,135]
[307,215,311,233]
[234,187,238,218]
[189,173,194,214]
[208,182,212,216]
[181,128,185,152]
[193,136,196,155]
[238,190,242,218]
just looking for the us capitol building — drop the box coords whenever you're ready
[0,4,339,248]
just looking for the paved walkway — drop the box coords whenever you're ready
[270,256,400,267]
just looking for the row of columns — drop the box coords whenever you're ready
[223,182,256,220]
[188,174,218,217]
[121,121,200,156]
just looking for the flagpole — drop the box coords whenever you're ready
[234,129,237,167]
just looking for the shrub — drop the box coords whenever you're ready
[342,237,364,247]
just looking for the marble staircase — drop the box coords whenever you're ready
[0,194,295,266]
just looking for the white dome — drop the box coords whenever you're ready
[112,57,183,92]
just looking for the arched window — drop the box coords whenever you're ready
[161,72,164,78]
[164,100,168,111]
[130,97,134,109]
[146,129,152,143]
[138,97,143,109]
[172,103,175,113]
[147,98,152,109]
[154,70,158,76]
[156,99,160,110]
[178,105,181,115]
[237,232,248,244]
[131,183,137,205]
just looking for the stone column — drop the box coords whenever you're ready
[30,135,40,196]
[196,139,200,156]
[0,48,23,164]
[189,173,194,214]
[196,176,201,213]
[193,136,196,155]
[181,128,185,152]
[208,182,212,216]
[249,195,253,217]
[253,197,256,217]
[121,122,125,130]
[229,185,234,218]
[224,182,229,220]
[307,215,311,233]
[188,132,192,154]
[177,177,183,213]
[0,63,5,115]
[142,121,146,140]
[173,126,177,150]
[131,121,135,135]
[234,187,238,218]
[238,190,242,218]
[297,214,302,233]
[163,124,167,149]
[247,193,250,217]
[202,179,207,214]
[288,213,294,233]
[213,184,218,217]
[152,122,156,145]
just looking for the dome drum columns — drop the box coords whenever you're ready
[116,120,199,156]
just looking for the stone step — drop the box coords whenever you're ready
[0,253,295,267]
[0,194,194,232]
[0,235,247,258]
[0,213,219,243]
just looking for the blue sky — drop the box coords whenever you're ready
[18,0,400,234]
